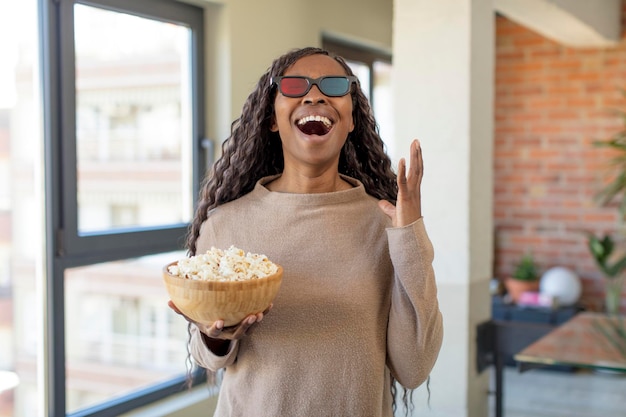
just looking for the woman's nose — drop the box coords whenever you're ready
[302,85,326,104]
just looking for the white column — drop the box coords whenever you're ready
[392,1,494,416]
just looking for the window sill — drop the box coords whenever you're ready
[119,387,217,417]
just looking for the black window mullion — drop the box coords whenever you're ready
[58,0,79,256]
[40,0,67,414]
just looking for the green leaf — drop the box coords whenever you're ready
[512,253,539,281]
[588,233,609,262]
[607,257,626,277]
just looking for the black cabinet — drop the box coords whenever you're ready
[491,295,583,366]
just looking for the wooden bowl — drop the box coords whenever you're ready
[163,261,283,327]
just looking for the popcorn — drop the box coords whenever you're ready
[168,246,278,282]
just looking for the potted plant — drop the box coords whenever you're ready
[586,232,626,316]
[588,98,626,315]
[505,253,540,303]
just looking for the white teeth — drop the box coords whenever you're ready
[297,115,332,128]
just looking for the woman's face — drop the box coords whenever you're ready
[271,54,355,173]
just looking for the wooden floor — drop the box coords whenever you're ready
[489,367,626,417]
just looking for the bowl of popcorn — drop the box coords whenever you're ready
[163,246,283,327]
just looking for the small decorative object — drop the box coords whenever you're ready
[505,253,540,303]
[517,291,554,308]
[587,233,626,316]
[539,266,581,306]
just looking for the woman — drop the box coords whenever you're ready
[169,46,443,416]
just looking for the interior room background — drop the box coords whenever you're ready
[1,0,625,417]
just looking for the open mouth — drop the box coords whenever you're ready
[296,115,332,136]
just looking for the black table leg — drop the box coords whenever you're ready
[495,351,504,417]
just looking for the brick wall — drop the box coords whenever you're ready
[494,8,626,312]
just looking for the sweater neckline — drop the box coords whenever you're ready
[253,174,368,206]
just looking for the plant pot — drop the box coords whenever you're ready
[505,278,540,303]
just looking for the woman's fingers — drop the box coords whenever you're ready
[378,140,425,226]
[401,140,422,188]
[410,139,424,186]
[168,300,199,325]
[397,157,407,187]
[397,140,423,192]
[169,298,274,340]
[394,139,423,226]
[203,304,273,340]
[210,316,254,339]
[204,319,226,338]
[167,300,181,314]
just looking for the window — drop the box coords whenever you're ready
[40,0,207,416]
[323,38,396,158]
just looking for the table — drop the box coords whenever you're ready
[477,312,626,417]
[514,312,626,373]
[476,319,561,417]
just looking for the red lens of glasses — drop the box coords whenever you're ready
[279,78,310,96]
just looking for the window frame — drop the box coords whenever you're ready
[322,37,392,110]
[55,0,206,259]
[39,0,207,415]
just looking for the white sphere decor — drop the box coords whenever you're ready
[539,266,582,306]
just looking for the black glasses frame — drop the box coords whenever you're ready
[270,75,358,98]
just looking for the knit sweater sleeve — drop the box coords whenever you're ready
[386,218,443,389]
[189,324,239,371]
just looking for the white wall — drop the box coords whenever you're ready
[393,0,493,415]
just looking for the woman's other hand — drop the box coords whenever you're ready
[378,139,423,227]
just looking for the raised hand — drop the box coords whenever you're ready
[378,139,423,227]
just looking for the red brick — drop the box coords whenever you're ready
[547,59,584,71]
[494,13,626,308]
[547,85,582,95]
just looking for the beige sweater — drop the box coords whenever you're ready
[189,175,443,417]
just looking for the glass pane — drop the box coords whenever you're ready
[373,60,395,160]
[0,1,43,417]
[346,59,370,100]
[64,252,191,413]
[74,4,193,234]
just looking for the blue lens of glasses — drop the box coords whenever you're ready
[318,77,350,96]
